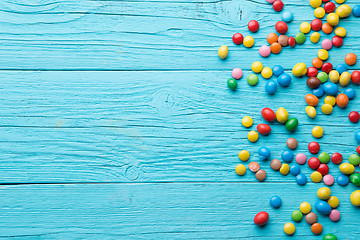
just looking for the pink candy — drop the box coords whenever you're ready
[295,153,307,165]
[259,45,271,57]
[321,39,333,51]
[267,0,276,3]
[232,68,243,79]
[323,174,334,186]
[329,210,340,222]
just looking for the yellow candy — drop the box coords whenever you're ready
[280,163,290,175]
[242,116,253,127]
[317,187,331,200]
[310,32,320,43]
[300,22,311,33]
[305,106,317,118]
[261,67,273,79]
[327,13,339,26]
[336,4,352,18]
[314,7,326,18]
[324,96,336,106]
[276,107,289,123]
[310,0,322,8]
[329,70,340,83]
[243,36,254,48]
[251,61,263,73]
[335,27,347,37]
[335,0,345,3]
[327,196,339,208]
[339,71,351,86]
[350,190,360,206]
[292,62,307,76]
[238,150,250,161]
[339,163,355,175]
[235,164,246,176]
[312,126,324,138]
[311,171,323,183]
[218,45,228,59]
[299,202,312,214]
[283,223,295,235]
[321,104,333,115]
[247,131,259,143]
[318,49,329,60]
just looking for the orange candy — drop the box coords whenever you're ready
[336,93,349,108]
[312,58,323,69]
[311,223,323,235]
[322,23,333,34]
[345,53,357,66]
[267,33,279,44]
[305,94,319,106]
[270,42,282,54]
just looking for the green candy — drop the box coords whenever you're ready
[247,74,259,86]
[323,234,337,240]
[295,32,306,44]
[227,78,237,90]
[285,118,298,132]
[319,152,330,164]
[291,210,303,222]
[317,72,328,83]
[350,173,360,187]
[349,154,360,165]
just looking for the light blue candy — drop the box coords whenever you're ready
[270,195,282,208]
[343,88,355,100]
[315,200,331,214]
[336,64,348,74]
[313,85,324,98]
[282,150,294,163]
[290,164,301,176]
[323,82,338,96]
[296,173,307,186]
[277,73,292,87]
[258,147,271,160]
[265,80,277,95]
[353,5,360,17]
[272,65,284,77]
[281,11,293,23]
[355,130,360,143]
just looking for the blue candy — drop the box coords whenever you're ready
[258,147,271,160]
[281,150,294,163]
[343,88,356,100]
[290,164,301,176]
[355,130,360,143]
[336,64,348,74]
[296,173,307,186]
[315,200,332,214]
[353,5,360,17]
[281,11,293,23]
[336,174,349,186]
[272,65,284,77]
[313,85,324,98]
[265,80,277,95]
[277,73,292,87]
[323,82,338,96]
[270,195,282,208]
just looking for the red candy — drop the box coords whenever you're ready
[351,70,360,84]
[324,2,336,13]
[309,142,320,154]
[322,62,333,74]
[331,153,343,165]
[273,0,284,12]
[257,124,272,136]
[288,36,296,47]
[261,108,276,122]
[349,111,360,123]
[254,211,269,226]
[248,20,259,32]
[332,36,343,47]
[317,164,329,176]
[311,19,322,31]
[275,21,288,34]
[308,157,321,169]
[357,146,360,155]
[307,67,318,77]
[232,33,244,45]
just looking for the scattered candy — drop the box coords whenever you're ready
[317,187,331,200]
[251,61,263,73]
[305,212,317,225]
[290,164,301,175]
[350,190,360,206]
[280,163,290,175]
[335,27,346,37]
[270,195,282,208]
[259,45,271,57]
[321,39,332,50]
[336,174,349,186]
[343,88,355,99]
[300,202,312,214]
[265,80,277,95]
[227,78,237,90]
[317,72,328,83]
[247,74,259,86]
[276,107,289,123]
[308,141,320,154]
[345,53,357,66]
[232,33,243,45]
[296,153,307,165]
[353,5,360,17]
[281,11,293,22]
[324,96,336,106]
[278,35,288,47]
[243,36,255,48]
[249,162,260,172]
[258,147,271,160]
[314,7,326,18]
[285,118,298,132]
[336,93,349,108]
[323,174,335,186]
[331,153,343,165]
[273,0,284,12]
[322,23,333,34]
[270,42,282,54]
[317,164,329,176]
[327,13,339,26]
[277,73,292,86]
[296,173,307,185]
[261,67,273,78]
[254,211,269,225]
[351,70,360,84]
[283,223,295,235]
[311,171,323,183]
[311,222,323,235]
[239,150,250,162]
[261,108,276,122]
[256,169,267,181]
[312,126,324,138]
[323,234,338,240]
[272,65,284,77]
[339,163,355,175]
[282,150,294,163]
[310,32,321,43]
[232,68,243,79]
[324,2,335,13]
[329,209,340,222]
[336,4,352,18]
[349,111,360,123]
[309,157,321,169]
[305,94,319,106]
[305,106,317,118]
[242,116,253,128]
[321,104,333,115]
[248,131,259,142]
[295,32,306,44]
[292,210,303,221]
[292,62,307,76]
[339,71,351,86]
[248,20,259,32]
[350,173,360,187]
[235,164,246,176]
[275,21,288,34]
[315,200,332,214]
[327,196,339,208]
[270,159,282,170]
[349,154,360,166]
[323,82,338,95]
[286,138,297,149]
[319,152,330,164]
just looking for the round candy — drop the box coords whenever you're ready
[272,65,284,77]
[321,104,333,114]
[261,67,273,78]
[254,211,269,225]
[313,86,324,97]
[329,70,340,83]
[270,42,281,54]
[290,164,301,176]
[285,118,298,132]
[232,68,243,79]
[270,159,282,171]
[258,147,271,160]
[276,107,289,124]
[353,5,360,17]
[288,36,296,47]
[296,153,307,165]
[305,106,317,118]
[256,169,267,181]
[336,174,349,186]
[349,154,360,166]
[242,116,253,127]
[218,45,228,59]
[335,27,346,37]
[239,150,250,161]
[323,82,338,95]
[324,2,336,13]
[314,7,326,18]
[332,36,343,47]
[323,234,338,240]
[318,49,329,60]
[336,64,348,74]
[257,124,271,136]
[317,72,328,83]
[273,0,284,12]
[356,130,360,142]
[235,164,246,176]
[350,173,360,187]
[308,157,320,169]
[296,173,307,185]
[270,195,282,208]
[319,152,330,163]
[278,35,288,46]
[315,200,332,214]
[336,4,352,18]
[317,187,331,200]
[310,0,322,8]
[339,72,351,86]
[247,74,259,86]
[327,196,339,208]
[317,164,329,176]
[227,78,237,90]
[331,153,343,165]
[259,45,271,57]
[281,11,293,22]
[322,23,333,34]
[265,80,277,95]
[307,67,318,77]
[261,108,276,122]
[357,146,360,155]
[327,13,339,26]
[249,162,260,173]
[248,131,259,142]
[329,210,340,222]
[305,94,319,106]
[292,210,303,221]
[248,20,259,32]
[306,212,317,225]
[323,174,335,186]
[287,138,297,149]
[350,190,360,206]
[313,58,323,69]
[311,19,323,31]
[310,32,321,43]
[251,61,263,73]
[339,163,355,175]
[345,53,357,66]
[275,21,288,34]
[282,150,294,163]
[283,223,295,235]
[311,171,323,183]
[322,39,333,50]
[292,62,307,76]
[279,163,290,175]
[277,73,292,86]
[343,88,355,99]
[324,96,336,106]
[352,70,360,84]
[308,142,320,154]
[300,202,312,214]
[312,126,324,138]
[232,33,243,45]
[243,36,255,48]
[267,33,278,44]
[311,223,323,235]
[336,93,349,108]
[300,22,311,33]
[295,32,306,44]
[349,111,360,123]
